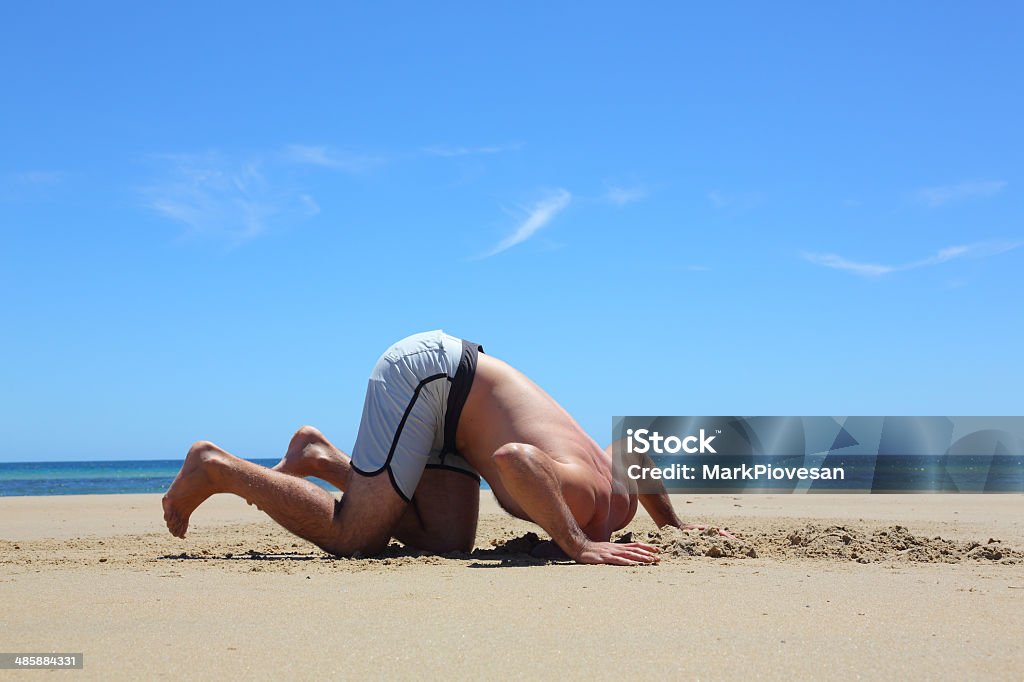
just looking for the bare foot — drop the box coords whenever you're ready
[162,442,226,538]
[272,426,336,478]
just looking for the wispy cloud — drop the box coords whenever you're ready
[283,144,383,173]
[606,185,648,206]
[145,152,319,243]
[421,142,522,157]
[801,253,899,277]
[802,240,1023,277]
[915,180,1007,207]
[480,189,572,258]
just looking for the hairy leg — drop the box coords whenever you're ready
[273,426,480,552]
[162,440,406,556]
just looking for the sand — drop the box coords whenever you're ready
[2,493,1023,680]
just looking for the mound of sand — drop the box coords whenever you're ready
[632,524,1023,564]
[629,528,759,559]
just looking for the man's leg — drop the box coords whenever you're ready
[395,469,479,552]
[272,426,479,552]
[162,440,406,556]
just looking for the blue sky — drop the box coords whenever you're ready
[2,3,1022,462]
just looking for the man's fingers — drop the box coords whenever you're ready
[614,547,658,563]
[621,551,658,564]
[621,546,657,559]
[624,542,659,553]
[578,542,662,565]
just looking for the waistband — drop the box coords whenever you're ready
[441,338,484,457]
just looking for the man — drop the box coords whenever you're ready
[163,330,715,565]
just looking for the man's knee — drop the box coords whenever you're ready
[320,500,387,557]
[321,472,406,557]
[321,530,389,558]
[322,541,382,558]
[321,535,385,558]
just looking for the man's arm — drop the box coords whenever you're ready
[611,442,737,539]
[640,491,684,528]
[631,449,690,527]
[491,443,660,566]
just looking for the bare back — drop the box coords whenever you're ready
[456,353,637,541]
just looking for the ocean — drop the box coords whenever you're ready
[0,460,340,497]
[0,460,494,496]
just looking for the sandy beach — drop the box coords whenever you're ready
[2,492,1023,680]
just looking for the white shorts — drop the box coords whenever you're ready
[350,330,483,501]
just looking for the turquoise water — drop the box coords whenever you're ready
[0,460,339,497]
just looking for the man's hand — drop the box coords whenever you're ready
[575,541,660,566]
[679,523,738,540]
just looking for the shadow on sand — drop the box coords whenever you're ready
[158,531,557,567]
